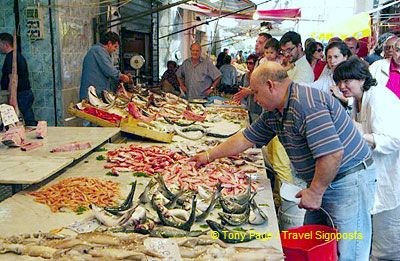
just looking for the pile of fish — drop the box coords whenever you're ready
[36,121,47,139]
[1,123,47,151]
[104,144,260,195]
[84,85,207,129]
[206,107,248,122]
[82,105,123,124]
[90,178,221,233]
[0,231,156,260]
[29,177,120,212]
[50,141,91,153]
[0,231,284,260]
[1,125,25,147]
[88,174,267,246]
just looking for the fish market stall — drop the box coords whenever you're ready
[68,86,249,143]
[0,140,283,260]
[0,127,120,193]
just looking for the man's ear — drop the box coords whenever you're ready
[266,79,274,92]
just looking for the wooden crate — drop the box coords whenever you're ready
[120,117,174,143]
[67,103,119,127]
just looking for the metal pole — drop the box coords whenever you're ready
[101,0,192,29]
[159,0,270,39]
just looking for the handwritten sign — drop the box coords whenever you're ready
[0,104,19,126]
[67,217,100,234]
[144,238,182,261]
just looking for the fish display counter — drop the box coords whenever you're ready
[69,86,249,143]
[0,139,283,260]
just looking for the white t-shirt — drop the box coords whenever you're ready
[287,55,314,84]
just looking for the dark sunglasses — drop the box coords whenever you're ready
[246,61,255,64]
[316,49,323,52]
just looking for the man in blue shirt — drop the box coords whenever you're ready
[79,32,130,100]
[193,61,376,260]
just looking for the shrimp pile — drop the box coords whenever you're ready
[28,177,120,212]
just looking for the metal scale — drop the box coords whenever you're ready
[129,54,145,86]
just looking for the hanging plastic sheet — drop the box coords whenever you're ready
[311,12,371,41]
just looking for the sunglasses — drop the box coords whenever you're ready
[316,49,323,52]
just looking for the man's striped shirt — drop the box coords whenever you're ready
[243,82,371,182]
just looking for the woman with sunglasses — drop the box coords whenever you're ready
[308,41,353,109]
[334,56,400,260]
[305,41,326,80]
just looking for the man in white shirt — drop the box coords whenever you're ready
[279,31,314,84]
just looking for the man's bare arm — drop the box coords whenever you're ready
[296,149,344,210]
[192,131,255,166]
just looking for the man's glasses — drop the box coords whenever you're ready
[384,45,394,50]
[246,61,255,65]
[280,46,296,54]
[316,49,323,52]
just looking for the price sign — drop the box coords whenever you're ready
[0,104,19,126]
[66,217,101,233]
[144,238,182,260]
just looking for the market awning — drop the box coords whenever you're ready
[195,0,256,14]
[179,2,301,21]
[311,12,371,41]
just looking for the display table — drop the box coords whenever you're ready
[0,127,120,193]
[0,142,282,255]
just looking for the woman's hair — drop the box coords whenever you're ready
[325,41,352,58]
[333,56,377,91]
[305,41,323,63]
[223,55,232,64]
[264,38,280,52]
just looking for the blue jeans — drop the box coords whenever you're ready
[304,164,376,261]
[17,89,37,126]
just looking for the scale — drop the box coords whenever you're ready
[129,54,145,86]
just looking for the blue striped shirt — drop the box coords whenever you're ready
[243,82,371,182]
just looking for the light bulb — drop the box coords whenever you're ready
[253,11,259,20]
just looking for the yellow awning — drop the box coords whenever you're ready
[311,12,371,41]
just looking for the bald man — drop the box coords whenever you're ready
[193,62,376,260]
[176,42,221,100]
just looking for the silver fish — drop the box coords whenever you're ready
[248,199,268,226]
[138,178,156,204]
